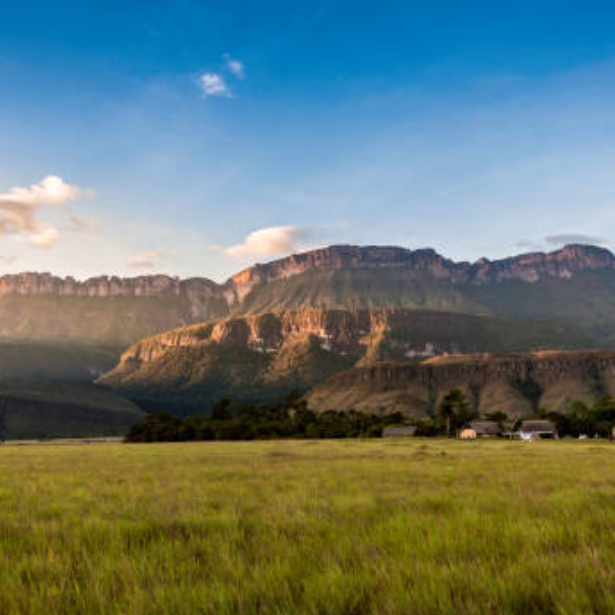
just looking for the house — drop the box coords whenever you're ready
[382,426,417,438]
[459,428,477,440]
[519,420,557,441]
[469,420,501,438]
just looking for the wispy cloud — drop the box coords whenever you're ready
[0,175,94,249]
[64,214,103,234]
[215,226,313,259]
[127,250,162,269]
[544,233,609,246]
[28,227,60,249]
[516,233,610,253]
[198,73,231,97]
[224,54,245,79]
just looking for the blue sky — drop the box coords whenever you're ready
[2,1,615,280]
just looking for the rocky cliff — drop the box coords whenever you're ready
[5,243,613,304]
[225,243,615,303]
[306,351,615,417]
[2,242,615,359]
[98,308,586,410]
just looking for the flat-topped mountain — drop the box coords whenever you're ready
[98,308,587,411]
[226,243,615,303]
[306,350,615,417]
[3,242,615,383]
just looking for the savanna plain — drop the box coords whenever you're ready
[1,439,614,615]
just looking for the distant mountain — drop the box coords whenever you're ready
[2,243,615,349]
[98,308,588,411]
[0,380,144,439]
[228,244,615,344]
[307,350,615,418]
[4,242,615,389]
[0,273,227,347]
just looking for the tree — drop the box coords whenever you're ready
[438,389,473,436]
[484,410,510,430]
[211,398,232,420]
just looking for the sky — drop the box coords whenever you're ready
[2,1,615,281]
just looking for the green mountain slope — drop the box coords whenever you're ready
[0,381,144,439]
[99,308,589,411]
[307,351,615,417]
[0,295,227,347]
[234,268,615,346]
[0,340,120,381]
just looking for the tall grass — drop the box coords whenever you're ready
[0,439,614,614]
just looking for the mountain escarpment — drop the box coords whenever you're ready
[307,351,615,417]
[4,243,615,347]
[98,308,586,410]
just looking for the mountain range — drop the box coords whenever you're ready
[5,242,615,344]
[4,242,615,422]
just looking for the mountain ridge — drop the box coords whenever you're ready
[98,307,588,411]
[1,243,613,302]
[306,350,615,417]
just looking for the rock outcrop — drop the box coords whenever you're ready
[0,272,223,299]
[0,242,614,358]
[98,308,586,410]
[225,243,615,303]
[307,350,615,417]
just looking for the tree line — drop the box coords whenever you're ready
[126,392,407,442]
[125,388,615,442]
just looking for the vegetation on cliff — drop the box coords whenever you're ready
[100,309,586,411]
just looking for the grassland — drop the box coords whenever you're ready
[0,439,614,614]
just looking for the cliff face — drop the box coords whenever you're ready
[0,272,223,299]
[98,308,586,410]
[307,351,615,417]
[1,243,614,352]
[225,244,615,303]
[2,244,613,304]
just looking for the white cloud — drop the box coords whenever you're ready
[127,250,161,269]
[199,73,231,97]
[0,175,92,207]
[0,175,94,249]
[28,227,60,249]
[224,54,245,79]
[216,226,310,259]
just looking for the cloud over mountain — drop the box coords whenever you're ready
[128,250,161,269]
[0,175,94,249]
[217,226,310,259]
[545,233,609,246]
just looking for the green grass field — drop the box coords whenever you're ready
[1,439,614,614]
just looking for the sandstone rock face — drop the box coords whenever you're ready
[98,308,586,408]
[0,272,223,300]
[306,351,615,417]
[224,243,615,303]
[0,242,613,353]
[1,244,613,305]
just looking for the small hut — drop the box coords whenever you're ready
[382,426,417,438]
[469,420,501,438]
[519,420,557,441]
[459,428,477,440]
